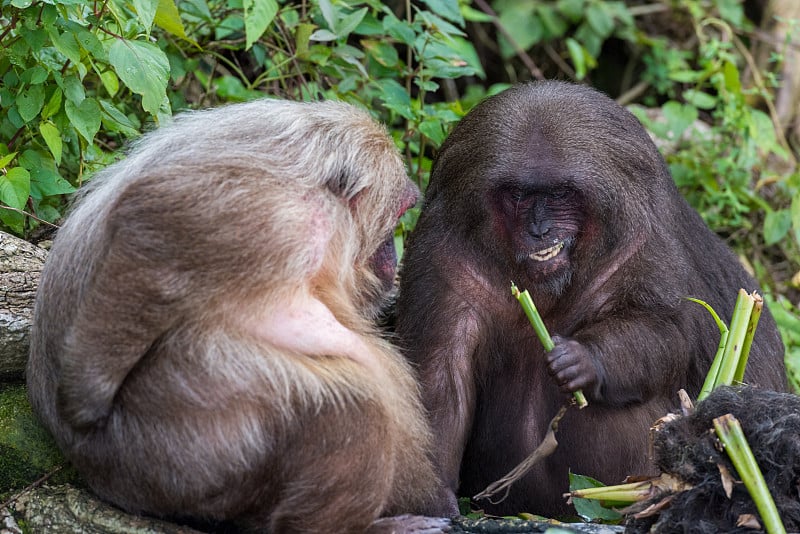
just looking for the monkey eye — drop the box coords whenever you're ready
[504,186,526,202]
[550,188,573,200]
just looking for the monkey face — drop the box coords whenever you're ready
[492,183,583,295]
[367,180,419,294]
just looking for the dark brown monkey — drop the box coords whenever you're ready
[27,99,449,532]
[395,81,787,518]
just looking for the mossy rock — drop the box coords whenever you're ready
[0,383,77,499]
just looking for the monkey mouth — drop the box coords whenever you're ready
[529,240,565,262]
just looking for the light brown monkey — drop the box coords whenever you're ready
[27,99,449,532]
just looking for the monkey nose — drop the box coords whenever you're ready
[528,221,551,238]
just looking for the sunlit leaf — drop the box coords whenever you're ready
[155,0,188,39]
[0,168,31,210]
[132,0,159,34]
[109,38,170,115]
[0,153,17,170]
[566,38,587,79]
[244,0,278,49]
[39,122,63,164]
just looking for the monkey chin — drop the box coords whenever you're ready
[520,239,574,296]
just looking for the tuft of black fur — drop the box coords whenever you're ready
[626,386,800,533]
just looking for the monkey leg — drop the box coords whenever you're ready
[262,396,401,533]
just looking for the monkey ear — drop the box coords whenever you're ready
[325,171,349,197]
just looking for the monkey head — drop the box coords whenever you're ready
[425,82,675,297]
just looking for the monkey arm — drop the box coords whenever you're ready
[397,292,482,505]
[547,312,694,407]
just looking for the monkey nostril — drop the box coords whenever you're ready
[529,221,551,238]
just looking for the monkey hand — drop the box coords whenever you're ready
[547,335,600,398]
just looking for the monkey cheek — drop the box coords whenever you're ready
[368,235,398,293]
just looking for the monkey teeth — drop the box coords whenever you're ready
[530,241,564,262]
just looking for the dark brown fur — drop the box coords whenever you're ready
[395,81,787,518]
[27,99,448,532]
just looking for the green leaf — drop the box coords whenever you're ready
[568,472,624,522]
[39,122,63,164]
[461,5,493,23]
[66,21,106,60]
[336,7,368,38]
[792,194,800,247]
[421,0,464,26]
[362,39,400,68]
[99,100,140,137]
[683,89,716,109]
[669,70,701,83]
[155,0,189,39]
[62,75,86,105]
[21,66,48,85]
[715,0,743,26]
[295,23,315,58]
[496,2,539,57]
[537,5,567,38]
[244,0,278,50]
[0,153,17,170]
[310,29,338,42]
[30,168,76,198]
[0,168,31,210]
[661,100,698,139]
[763,209,791,246]
[566,38,587,79]
[557,0,584,21]
[318,0,336,31]
[723,60,741,94]
[17,85,45,122]
[65,97,102,143]
[133,0,159,34]
[586,2,614,37]
[383,14,416,45]
[49,30,82,65]
[109,39,170,116]
[419,118,446,145]
[374,78,414,120]
[40,88,61,121]
[97,67,120,97]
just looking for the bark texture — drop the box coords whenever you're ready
[0,231,47,379]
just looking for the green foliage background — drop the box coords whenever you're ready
[1,0,799,389]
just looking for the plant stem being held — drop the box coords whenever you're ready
[511,282,589,409]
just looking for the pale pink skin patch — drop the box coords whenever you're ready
[243,290,377,372]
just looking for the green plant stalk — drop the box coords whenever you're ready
[715,289,756,388]
[511,283,588,408]
[734,293,763,384]
[691,297,731,402]
[713,414,786,534]
[568,480,652,504]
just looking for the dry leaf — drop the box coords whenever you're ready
[717,463,735,498]
[736,513,761,529]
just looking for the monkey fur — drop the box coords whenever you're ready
[27,99,449,532]
[396,81,787,518]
